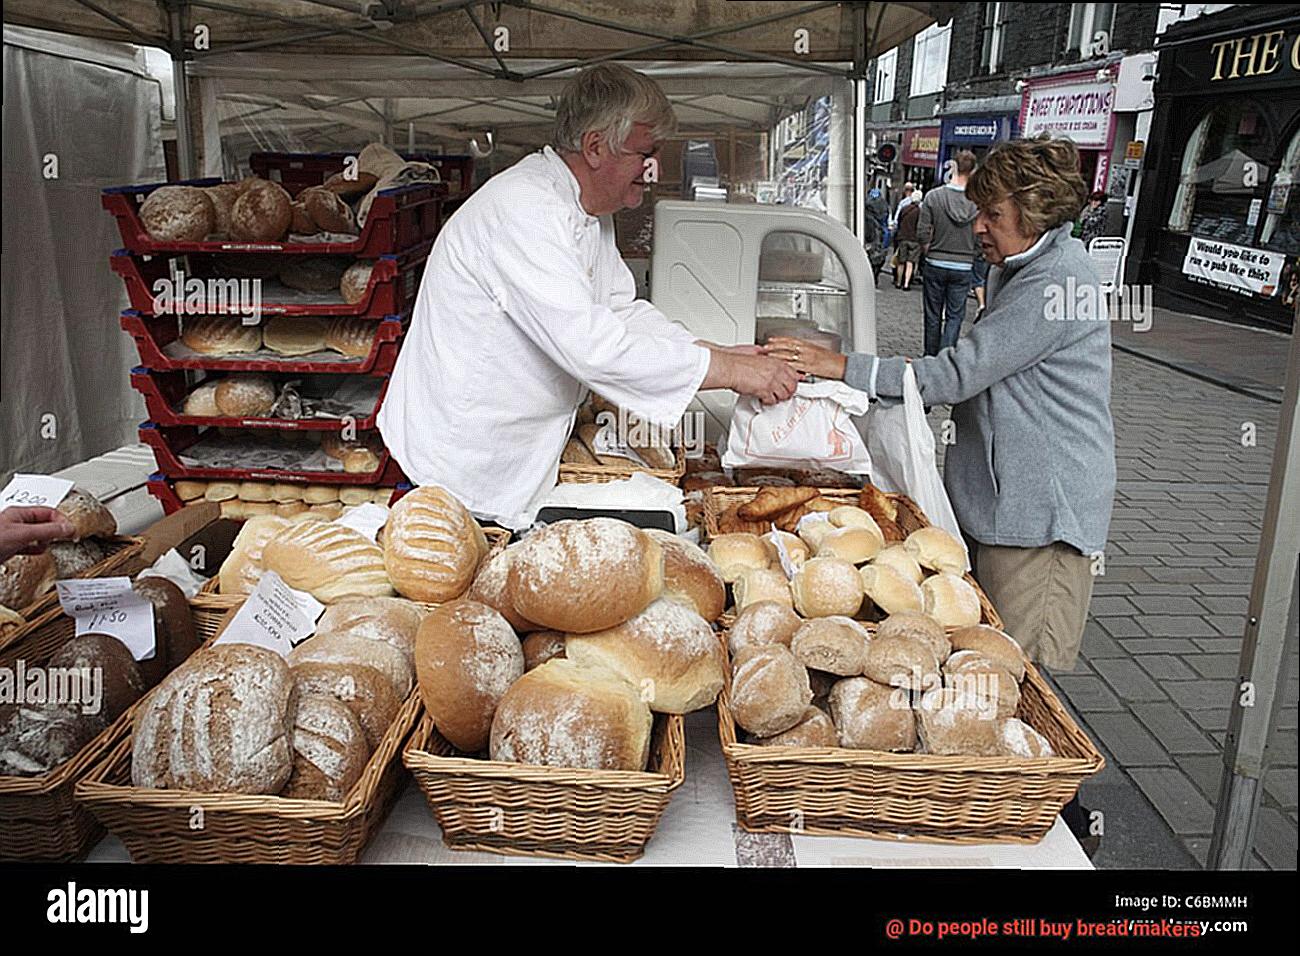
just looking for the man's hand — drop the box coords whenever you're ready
[0,506,75,563]
[701,349,799,405]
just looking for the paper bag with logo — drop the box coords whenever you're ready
[722,380,873,474]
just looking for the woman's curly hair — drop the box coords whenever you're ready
[967,136,1089,236]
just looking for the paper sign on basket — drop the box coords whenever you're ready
[332,502,389,543]
[56,576,157,661]
[770,526,798,580]
[214,570,324,657]
[0,474,75,511]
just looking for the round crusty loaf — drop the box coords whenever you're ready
[877,610,951,661]
[727,600,802,658]
[464,544,535,632]
[414,600,524,752]
[47,633,144,723]
[507,518,662,634]
[862,628,941,691]
[706,533,768,584]
[263,316,329,356]
[762,529,810,571]
[340,261,374,304]
[729,643,813,738]
[0,702,106,776]
[324,316,378,358]
[131,643,296,793]
[904,526,967,574]
[872,544,924,584]
[277,258,350,295]
[281,694,370,801]
[289,630,412,699]
[314,596,424,666]
[997,717,1055,758]
[566,597,725,715]
[290,200,316,234]
[299,186,357,234]
[791,556,864,618]
[859,563,924,615]
[815,525,883,564]
[262,518,395,602]
[751,706,837,748]
[140,185,214,243]
[490,657,652,771]
[383,485,488,603]
[181,316,262,355]
[214,373,277,417]
[829,677,916,751]
[944,650,1021,718]
[733,567,793,612]
[182,381,221,418]
[921,573,982,627]
[56,489,117,541]
[131,576,201,689]
[291,660,399,750]
[229,179,292,242]
[48,539,108,579]
[790,616,869,676]
[204,182,240,238]
[644,529,726,622]
[521,630,566,671]
[915,687,1002,756]
[0,552,57,609]
[219,514,290,594]
[949,624,1026,681]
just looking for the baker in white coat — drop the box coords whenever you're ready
[380,65,797,528]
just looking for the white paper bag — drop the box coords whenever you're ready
[864,363,969,570]
[722,380,873,474]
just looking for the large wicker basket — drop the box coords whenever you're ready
[557,445,686,485]
[403,708,685,863]
[0,600,232,861]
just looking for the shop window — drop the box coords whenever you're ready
[1260,125,1300,256]
[910,23,951,98]
[1167,101,1272,247]
[1068,2,1115,58]
[875,48,897,105]
[980,3,1005,74]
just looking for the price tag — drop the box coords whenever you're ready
[333,502,389,543]
[0,474,74,511]
[56,577,157,661]
[768,528,798,581]
[214,570,323,657]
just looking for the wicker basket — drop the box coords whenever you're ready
[703,487,1003,629]
[0,601,233,861]
[403,708,685,862]
[557,445,686,485]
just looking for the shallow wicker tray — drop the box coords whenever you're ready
[0,600,232,862]
[403,708,685,863]
[557,445,686,485]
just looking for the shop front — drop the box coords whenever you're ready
[1130,4,1300,330]
[1019,70,1119,194]
[936,110,1017,168]
[901,124,941,190]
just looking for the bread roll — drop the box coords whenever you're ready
[521,630,566,671]
[507,518,662,634]
[245,502,277,516]
[733,567,793,611]
[916,687,1001,756]
[278,258,350,295]
[323,169,379,199]
[204,183,240,237]
[877,611,951,662]
[762,530,809,571]
[0,552,56,609]
[790,616,869,676]
[729,643,812,738]
[229,179,292,242]
[291,660,399,750]
[263,316,328,356]
[315,595,424,666]
[862,628,941,691]
[219,515,289,594]
[281,694,370,801]
[904,526,967,574]
[644,529,726,622]
[299,186,357,234]
[997,718,1055,758]
[796,516,837,552]
[949,625,1026,681]
[816,525,883,564]
[921,573,982,627]
[791,557,864,618]
[828,505,881,531]
[175,480,207,502]
[943,650,1020,718]
[339,261,374,304]
[234,480,273,503]
[859,564,923,615]
[289,629,412,699]
[273,501,307,518]
[303,484,339,504]
[464,544,534,632]
[262,518,394,602]
[414,600,524,752]
[214,373,277,417]
[308,502,344,520]
[220,500,251,519]
[47,633,144,723]
[560,438,599,465]
[343,448,381,474]
[490,658,652,771]
[566,598,725,714]
[829,677,916,751]
[372,488,395,507]
[727,600,802,658]
[706,533,768,584]
[140,185,214,243]
[131,577,201,689]
[132,644,295,793]
[383,485,487,603]
[204,481,238,502]
[56,489,117,541]
[181,316,262,355]
[872,544,924,584]
[48,539,108,579]
[324,317,378,358]
[751,706,837,748]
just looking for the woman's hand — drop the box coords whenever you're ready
[763,337,847,380]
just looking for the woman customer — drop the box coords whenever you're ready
[1078,190,1108,248]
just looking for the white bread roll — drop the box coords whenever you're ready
[264,316,328,356]
[289,630,413,699]
[219,514,290,594]
[944,650,1020,718]
[872,544,924,584]
[949,625,1026,681]
[276,501,309,518]
[904,526,967,574]
[507,518,662,634]
[644,529,726,622]
[490,658,652,771]
[308,502,344,520]
[916,687,1001,755]
[751,706,838,748]
[921,573,982,627]
[303,485,339,504]
[204,481,238,502]
[131,644,294,793]
[566,598,725,714]
[339,486,373,507]
[262,518,394,602]
[859,564,924,615]
[790,616,869,676]
[237,480,274,503]
[706,533,768,584]
[796,515,837,552]
[139,185,214,243]
[727,600,802,658]
[829,677,916,751]
[828,505,882,532]
[762,529,809,571]
[315,595,424,666]
[182,316,262,355]
[729,643,812,738]
[877,610,951,661]
[465,544,536,632]
[214,373,276,417]
[270,482,304,503]
[174,480,207,501]
[791,557,864,618]
[415,600,525,752]
[816,525,883,564]
[281,694,370,801]
[997,718,1055,758]
[521,630,566,671]
[733,567,793,611]
[220,500,251,519]
[862,628,941,691]
[383,485,487,603]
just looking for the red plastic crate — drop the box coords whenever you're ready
[249,151,474,198]
[146,473,405,517]
[129,368,391,431]
[140,422,406,486]
[110,243,428,319]
[102,178,446,257]
[119,312,406,375]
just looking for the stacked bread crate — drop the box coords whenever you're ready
[102,151,460,520]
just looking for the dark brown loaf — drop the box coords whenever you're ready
[278,257,351,294]
[299,186,357,234]
[47,539,108,579]
[290,200,317,234]
[0,552,56,609]
[204,183,241,238]
[280,694,370,801]
[0,703,106,776]
[131,576,200,689]
[46,633,144,723]
[229,179,292,242]
[322,169,379,198]
[139,185,214,242]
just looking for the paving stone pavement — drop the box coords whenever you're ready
[872,279,1298,870]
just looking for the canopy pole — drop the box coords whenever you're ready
[1208,295,1300,868]
[167,1,195,179]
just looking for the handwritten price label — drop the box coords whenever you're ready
[0,474,74,511]
[215,570,323,657]
[55,576,156,661]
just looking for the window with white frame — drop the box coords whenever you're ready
[980,3,1005,73]
[1069,2,1116,57]
[874,48,898,104]
[910,22,951,97]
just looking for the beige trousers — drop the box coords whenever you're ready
[972,541,1095,671]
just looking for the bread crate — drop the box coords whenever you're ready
[249,150,474,198]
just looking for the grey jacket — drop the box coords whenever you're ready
[916,184,979,266]
[846,224,1116,555]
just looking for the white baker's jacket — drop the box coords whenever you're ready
[378,146,710,529]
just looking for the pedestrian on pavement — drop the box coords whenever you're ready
[971,244,989,320]
[893,196,922,291]
[1078,190,1108,248]
[917,150,980,355]
[890,181,916,230]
